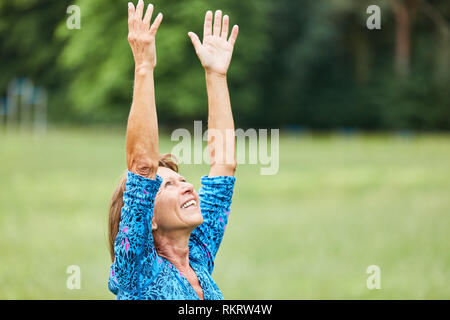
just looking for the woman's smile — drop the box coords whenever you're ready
[181,199,197,209]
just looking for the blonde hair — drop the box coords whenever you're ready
[108,153,178,261]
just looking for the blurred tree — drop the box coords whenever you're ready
[392,0,418,77]
[0,0,72,121]
[258,0,449,130]
[56,0,272,127]
[1,0,448,130]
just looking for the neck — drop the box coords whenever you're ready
[154,229,191,270]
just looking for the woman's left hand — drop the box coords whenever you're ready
[188,10,239,76]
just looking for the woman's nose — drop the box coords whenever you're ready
[181,182,194,194]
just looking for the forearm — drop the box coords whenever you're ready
[206,71,236,176]
[126,66,159,178]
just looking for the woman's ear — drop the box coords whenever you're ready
[152,219,158,232]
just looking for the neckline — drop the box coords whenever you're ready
[167,259,206,300]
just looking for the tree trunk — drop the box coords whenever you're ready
[392,0,418,77]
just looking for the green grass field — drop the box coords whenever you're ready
[1,128,450,299]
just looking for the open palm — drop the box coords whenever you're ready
[188,10,239,76]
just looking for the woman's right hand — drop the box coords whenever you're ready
[128,1,163,71]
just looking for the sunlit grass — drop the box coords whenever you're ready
[0,128,449,299]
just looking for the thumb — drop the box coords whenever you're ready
[188,32,201,53]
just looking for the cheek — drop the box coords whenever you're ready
[154,193,179,225]
[155,191,177,210]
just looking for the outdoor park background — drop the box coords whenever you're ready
[0,0,449,299]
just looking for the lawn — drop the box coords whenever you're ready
[1,128,449,299]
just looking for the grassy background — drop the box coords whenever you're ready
[1,128,449,299]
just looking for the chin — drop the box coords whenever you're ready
[197,213,204,225]
[191,210,204,227]
[180,208,203,229]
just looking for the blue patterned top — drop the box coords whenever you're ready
[108,170,236,300]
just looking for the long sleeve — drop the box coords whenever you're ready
[189,175,236,274]
[109,170,162,296]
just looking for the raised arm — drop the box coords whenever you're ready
[187,10,238,273]
[109,1,163,296]
[188,10,239,177]
[126,0,162,178]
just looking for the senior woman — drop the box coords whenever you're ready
[107,1,239,300]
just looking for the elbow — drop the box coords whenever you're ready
[128,156,159,179]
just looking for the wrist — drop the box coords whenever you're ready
[205,70,227,80]
[135,63,155,76]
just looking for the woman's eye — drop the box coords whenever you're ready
[165,181,172,187]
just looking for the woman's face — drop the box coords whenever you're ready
[153,167,203,233]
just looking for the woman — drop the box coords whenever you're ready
[107,0,239,300]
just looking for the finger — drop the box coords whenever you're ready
[143,3,154,29]
[213,10,222,36]
[221,15,229,39]
[228,25,239,46]
[149,12,163,34]
[188,32,202,53]
[128,2,135,29]
[135,0,144,21]
[203,10,212,40]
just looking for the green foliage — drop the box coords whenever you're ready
[257,0,450,130]
[56,0,272,124]
[0,0,449,129]
[0,0,72,120]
